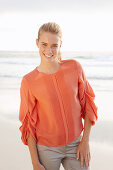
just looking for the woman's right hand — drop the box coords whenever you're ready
[33,163,46,170]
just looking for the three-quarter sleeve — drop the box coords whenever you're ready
[19,77,37,145]
[76,61,98,125]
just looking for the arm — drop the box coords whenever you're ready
[27,133,46,170]
[27,133,40,168]
[81,112,92,143]
[76,112,92,169]
[75,60,98,168]
[19,78,45,170]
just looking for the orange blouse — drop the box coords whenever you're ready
[19,59,98,146]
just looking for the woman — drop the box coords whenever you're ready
[19,22,98,170]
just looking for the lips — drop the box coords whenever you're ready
[43,53,54,58]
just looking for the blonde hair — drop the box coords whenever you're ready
[38,22,62,63]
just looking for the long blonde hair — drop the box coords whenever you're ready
[38,22,62,63]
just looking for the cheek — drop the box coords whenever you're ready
[39,47,45,52]
[53,47,59,53]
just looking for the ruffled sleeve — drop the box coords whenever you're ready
[76,61,98,125]
[19,77,38,145]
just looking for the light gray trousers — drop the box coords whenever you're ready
[36,135,90,170]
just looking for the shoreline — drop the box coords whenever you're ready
[0,50,113,57]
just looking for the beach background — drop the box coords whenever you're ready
[0,51,113,170]
[1,0,113,169]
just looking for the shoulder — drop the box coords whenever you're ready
[71,59,84,73]
[62,59,83,70]
[23,68,36,80]
[21,68,36,87]
[61,59,75,64]
[61,59,77,67]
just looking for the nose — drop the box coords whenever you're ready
[45,47,53,55]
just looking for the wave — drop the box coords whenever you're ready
[88,76,113,80]
[0,74,113,80]
[0,61,113,68]
[0,61,35,65]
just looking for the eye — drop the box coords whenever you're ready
[52,45,58,48]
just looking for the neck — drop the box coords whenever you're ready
[40,59,60,69]
[37,57,62,74]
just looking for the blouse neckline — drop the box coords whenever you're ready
[35,60,65,76]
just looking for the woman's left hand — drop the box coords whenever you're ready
[76,139,91,169]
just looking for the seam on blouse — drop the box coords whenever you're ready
[74,60,87,115]
[76,60,87,92]
[22,77,37,140]
[23,77,36,101]
[73,59,79,83]
[23,77,29,110]
[22,77,36,121]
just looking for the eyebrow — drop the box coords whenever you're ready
[41,42,58,45]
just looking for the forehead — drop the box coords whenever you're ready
[39,32,60,44]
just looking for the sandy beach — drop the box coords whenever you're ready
[0,116,113,170]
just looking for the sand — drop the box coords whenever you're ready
[0,117,113,170]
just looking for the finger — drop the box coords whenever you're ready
[89,151,91,161]
[80,154,84,168]
[88,152,91,166]
[85,154,89,168]
[76,149,79,160]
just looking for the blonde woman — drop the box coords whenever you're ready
[19,22,98,170]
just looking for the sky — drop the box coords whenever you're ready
[0,0,113,52]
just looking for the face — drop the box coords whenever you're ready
[36,32,62,63]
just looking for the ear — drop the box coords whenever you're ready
[36,39,39,48]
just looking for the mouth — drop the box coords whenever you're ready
[43,53,54,59]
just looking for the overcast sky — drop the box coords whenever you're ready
[1,0,113,12]
[0,0,113,51]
